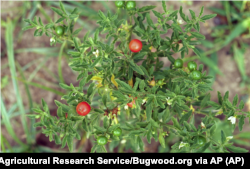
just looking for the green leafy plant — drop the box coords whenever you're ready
[23,1,250,153]
[188,1,250,87]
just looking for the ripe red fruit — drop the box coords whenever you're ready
[127,96,137,108]
[129,39,142,52]
[76,102,91,116]
[65,113,68,119]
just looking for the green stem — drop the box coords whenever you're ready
[182,43,224,63]
[58,41,66,83]
[37,2,52,22]
[16,78,65,96]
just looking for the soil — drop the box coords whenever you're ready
[1,1,250,152]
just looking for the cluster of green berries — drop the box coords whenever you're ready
[97,127,122,145]
[115,1,136,10]
[174,59,202,80]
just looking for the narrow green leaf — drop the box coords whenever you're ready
[191,32,205,40]
[102,93,107,107]
[59,1,67,14]
[133,52,147,60]
[179,6,186,22]
[199,6,204,17]
[54,134,61,145]
[162,1,167,13]
[189,9,196,20]
[57,107,64,118]
[146,13,155,29]
[152,10,163,19]
[51,7,64,17]
[150,118,159,128]
[239,115,246,132]
[59,83,72,90]
[221,130,226,144]
[210,123,216,136]
[138,6,156,12]
[71,116,85,121]
[69,14,79,19]
[179,110,192,124]
[195,142,210,152]
[38,17,44,26]
[146,102,153,121]
[55,17,66,23]
[232,94,239,106]
[238,100,245,110]
[192,47,202,57]
[200,14,217,21]
[171,117,181,130]
[72,28,82,36]
[159,130,166,148]
[22,25,36,31]
[226,145,249,153]
[67,135,73,152]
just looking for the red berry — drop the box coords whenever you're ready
[129,39,142,52]
[76,102,91,116]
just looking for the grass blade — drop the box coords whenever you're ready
[207,53,218,86]
[233,43,248,82]
[1,96,25,147]
[6,18,31,144]
[1,135,6,152]
[16,62,36,143]
[223,18,250,47]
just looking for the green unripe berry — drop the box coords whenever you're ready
[174,59,183,68]
[55,26,64,36]
[187,61,197,72]
[115,1,125,8]
[126,1,136,10]
[191,70,202,80]
[113,127,122,136]
[97,136,108,145]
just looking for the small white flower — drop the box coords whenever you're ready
[166,98,173,105]
[124,105,128,110]
[166,97,170,101]
[228,116,236,124]
[50,37,55,43]
[179,142,188,149]
[226,136,233,141]
[201,122,205,128]
[121,139,126,144]
[142,99,147,105]
[178,19,184,25]
[93,49,99,58]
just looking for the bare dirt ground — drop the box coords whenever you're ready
[1,1,250,152]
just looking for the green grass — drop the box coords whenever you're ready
[5,17,31,144]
